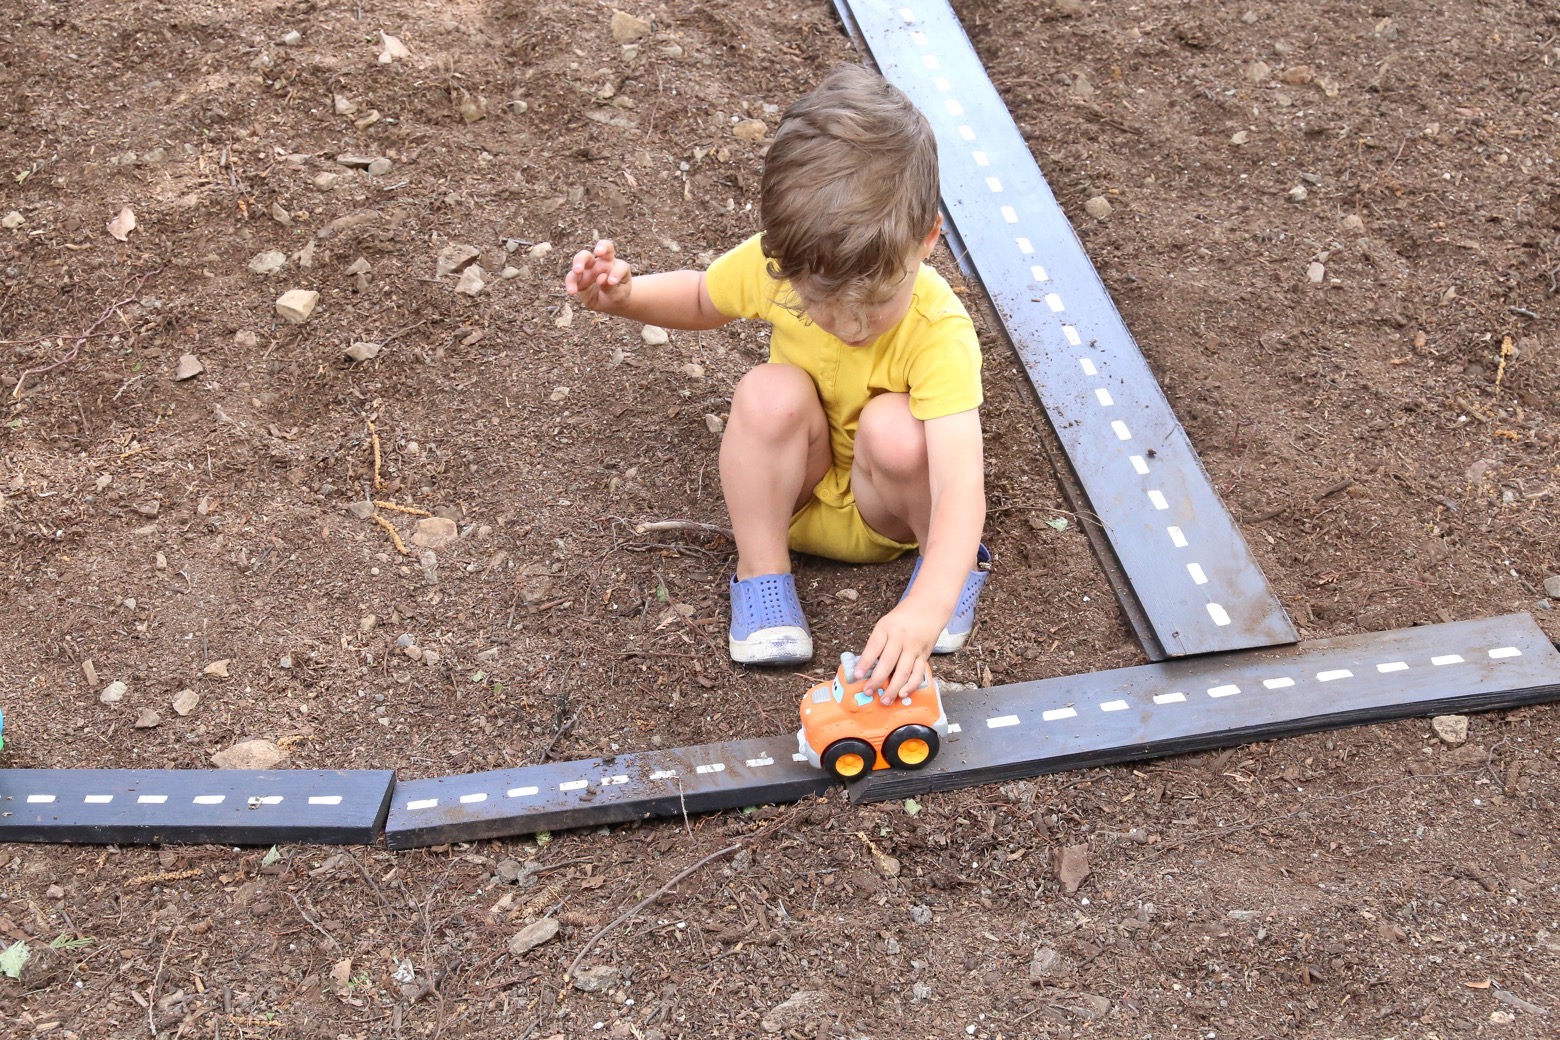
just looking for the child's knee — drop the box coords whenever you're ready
[857,393,926,476]
[730,364,821,433]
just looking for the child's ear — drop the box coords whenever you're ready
[920,214,943,258]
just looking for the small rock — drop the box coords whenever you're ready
[106,206,137,242]
[1306,261,1326,285]
[550,386,571,402]
[46,885,65,899]
[345,341,383,362]
[609,10,652,43]
[171,689,200,716]
[366,157,393,177]
[154,553,167,571]
[909,904,932,925]
[571,965,622,992]
[454,265,487,296]
[348,500,376,520]
[837,588,859,602]
[234,330,259,348]
[359,615,378,634]
[410,517,459,549]
[203,659,231,678]
[281,30,302,46]
[1,211,22,230]
[1432,715,1469,745]
[1083,196,1112,219]
[1288,184,1310,203]
[1342,213,1365,230]
[732,119,768,143]
[554,302,574,329]
[275,289,320,324]
[508,918,561,957]
[1058,843,1090,893]
[248,250,287,276]
[175,354,206,381]
[762,991,828,1033]
[1230,130,1249,145]
[1465,458,1496,482]
[641,325,670,346]
[269,202,293,226]
[500,266,522,279]
[704,413,724,435]
[526,242,553,259]
[134,708,161,729]
[378,31,411,64]
[1030,946,1076,982]
[1281,65,1315,85]
[458,97,486,124]
[336,154,375,169]
[211,738,286,770]
[333,94,358,116]
[100,680,128,705]
[354,110,382,130]
[1542,574,1560,599]
[313,172,339,191]
[436,243,482,279]
[1073,993,1111,1019]
[1245,60,1271,83]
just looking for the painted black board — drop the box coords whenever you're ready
[0,770,395,845]
[384,736,833,850]
[850,614,1560,802]
[835,0,1296,658]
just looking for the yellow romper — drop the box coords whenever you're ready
[704,234,984,564]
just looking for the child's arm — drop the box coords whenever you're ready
[565,239,731,330]
[860,409,986,699]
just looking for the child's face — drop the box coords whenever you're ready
[796,216,943,348]
[800,265,920,347]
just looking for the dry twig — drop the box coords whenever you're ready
[562,843,741,990]
[11,268,161,400]
[373,513,410,555]
[374,500,432,517]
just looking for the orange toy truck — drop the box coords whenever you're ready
[797,652,950,780]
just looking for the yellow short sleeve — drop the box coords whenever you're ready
[703,234,775,322]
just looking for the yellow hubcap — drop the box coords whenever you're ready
[897,738,930,765]
[836,753,867,776]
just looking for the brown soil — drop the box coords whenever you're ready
[2,0,1557,1037]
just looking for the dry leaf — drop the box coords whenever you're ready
[107,206,137,241]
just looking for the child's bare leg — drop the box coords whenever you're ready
[850,392,930,544]
[720,364,831,579]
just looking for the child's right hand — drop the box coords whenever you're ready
[565,239,633,313]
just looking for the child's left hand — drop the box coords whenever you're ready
[855,600,944,702]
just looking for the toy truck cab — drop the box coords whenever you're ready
[797,652,951,781]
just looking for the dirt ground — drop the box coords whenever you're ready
[2,0,1558,1036]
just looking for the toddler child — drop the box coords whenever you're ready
[565,63,990,700]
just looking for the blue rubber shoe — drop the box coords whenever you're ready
[729,572,813,666]
[902,543,992,653]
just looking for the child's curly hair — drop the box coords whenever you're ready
[759,64,940,320]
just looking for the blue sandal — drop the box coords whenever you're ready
[729,572,813,666]
[901,543,992,653]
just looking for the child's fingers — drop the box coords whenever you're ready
[594,239,616,263]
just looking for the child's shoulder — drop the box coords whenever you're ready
[905,264,976,335]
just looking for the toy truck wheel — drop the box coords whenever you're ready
[883,725,940,770]
[821,738,877,781]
